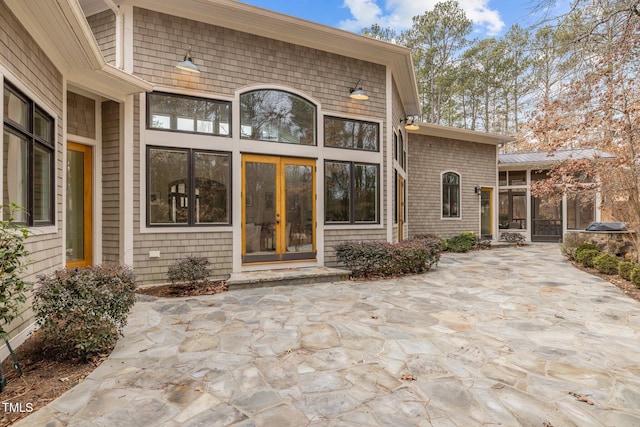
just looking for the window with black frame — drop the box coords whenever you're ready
[325,160,379,224]
[147,147,230,226]
[240,90,316,145]
[3,81,54,225]
[324,116,379,151]
[147,92,231,136]
[442,172,460,218]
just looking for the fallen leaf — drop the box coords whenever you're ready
[569,392,594,405]
[59,377,69,382]
[400,373,416,381]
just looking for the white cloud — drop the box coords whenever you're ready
[339,0,505,36]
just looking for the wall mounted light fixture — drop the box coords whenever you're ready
[349,79,369,100]
[176,48,200,73]
[474,186,482,194]
[401,116,420,131]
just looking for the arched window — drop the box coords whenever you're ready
[442,172,460,218]
[240,89,316,145]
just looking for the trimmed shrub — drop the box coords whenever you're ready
[167,255,210,287]
[444,232,478,253]
[618,261,636,281]
[335,240,440,279]
[593,253,619,275]
[33,264,136,360]
[500,232,526,245]
[630,267,640,288]
[560,232,589,259]
[574,243,599,259]
[575,248,601,268]
[0,204,30,335]
[411,234,445,252]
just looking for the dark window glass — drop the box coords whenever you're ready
[147,92,231,136]
[3,81,55,225]
[240,90,315,145]
[442,172,460,218]
[509,170,526,185]
[147,147,230,226]
[324,116,379,151]
[325,161,379,224]
[499,189,527,229]
[567,193,595,230]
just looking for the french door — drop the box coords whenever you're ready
[242,155,315,263]
[66,142,92,268]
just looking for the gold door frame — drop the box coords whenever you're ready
[242,154,316,264]
[66,142,93,269]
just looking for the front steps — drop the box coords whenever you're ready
[226,267,351,291]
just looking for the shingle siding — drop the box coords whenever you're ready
[0,0,64,340]
[102,100,120,262]
[408,135,496,238]
[67,91,96,139]
[86,10,117,66]
[130,7,390,283]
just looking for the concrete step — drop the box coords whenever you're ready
[227,267,351,290]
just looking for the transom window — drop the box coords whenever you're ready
[324,116,379,151]
[147,92,231,136]
[3,81,55,225]
[147,147,230,226]
[240,90,316,145]
[442,172,460,218]
[325,160,379,224]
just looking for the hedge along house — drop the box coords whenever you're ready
[407,123,514,241]
[498,149,612,242]
[1,0,422,350]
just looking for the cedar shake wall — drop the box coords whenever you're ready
[126,8,388,283]
[86,10,117,66]
[67,91,96,139]
[0,0,64,340]
[408,135,496,238]
[102,100,120,262]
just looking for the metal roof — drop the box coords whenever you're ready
[499,148,614,165]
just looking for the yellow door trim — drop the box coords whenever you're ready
[66,142,93,269]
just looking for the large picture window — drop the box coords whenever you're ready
[325,161,379,223]
[324,116,379,151]
[3,81,54,225]
[442,172,460,218]
[240,90,316,145]
[147,147,230,226]
[147,92,231,136]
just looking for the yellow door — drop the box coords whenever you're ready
[242,155,316,263]
[481,187,492,239]
[66,142,93,268]
[398,175,405,241]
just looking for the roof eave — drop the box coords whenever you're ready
[5,0,152,101]
[410,122,515,145]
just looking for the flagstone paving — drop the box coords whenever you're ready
[17,244,640,426]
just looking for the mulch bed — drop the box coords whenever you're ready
[135,280,228,297]
[572,261,640,303]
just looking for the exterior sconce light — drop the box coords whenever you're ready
[402,116,420,131]
[349,79,369,100]
[176,48,200,73]
[474,186,482,194]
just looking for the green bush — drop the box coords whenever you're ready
[335,240,440,279]
[575,248,601,268]
[560,232,589,259]
[593,253,619,275]
[33,264,136,360]
[0,204,30,335]
[630,267,640,288]
[574,243,599,259]
[618,261,636,281]
[444,232,478,253]
[167,255,210,287]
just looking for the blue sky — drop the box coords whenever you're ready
[240,0,567,38]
